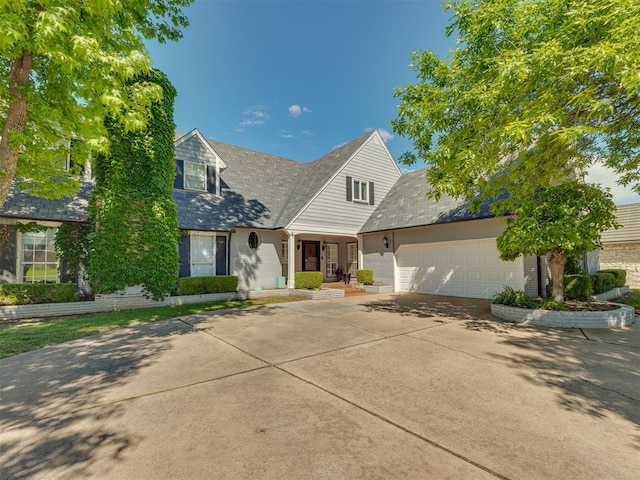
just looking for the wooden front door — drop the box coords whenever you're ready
[302,241,320,272]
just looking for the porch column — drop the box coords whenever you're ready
[287,231,296,289]
[357,234,364,270]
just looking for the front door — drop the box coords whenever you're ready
[302,241,320,272]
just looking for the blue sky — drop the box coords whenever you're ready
[147,0,639,205]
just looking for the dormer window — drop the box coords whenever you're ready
[184,161,206,191]
[353,179,369,203]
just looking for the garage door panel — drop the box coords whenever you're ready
[397,239,524,299]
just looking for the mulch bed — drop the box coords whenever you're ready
[562,301,620,312]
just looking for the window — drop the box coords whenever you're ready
[248,231,260,250]
[353,179,368,203]
[281,241,289,263]
[191,234,215,276]
[184,161,207,191]
[21,228,58,283]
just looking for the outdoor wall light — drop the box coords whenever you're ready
[297,240,301,250]
[383,236,389,249]
[322,241,326,251]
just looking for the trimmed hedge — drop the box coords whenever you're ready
[597,269,626,288]
[563,274,593,300]
[591,272,617,295]
[356,269,374,285]
[0,283,80,306]
[176,276,238,296]
[295,272,323,290]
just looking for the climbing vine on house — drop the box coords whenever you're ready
[88,69,180,300]
[54,223,91,284]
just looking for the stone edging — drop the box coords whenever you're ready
[590,286,630,302]
[490,303,635,328]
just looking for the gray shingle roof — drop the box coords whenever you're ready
[0,179,92,223]
[360,168,493,233]
[601,202,640,243]
[0,131,380,232]
[205,139,306,228]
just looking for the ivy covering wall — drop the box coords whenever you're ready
[88,69,180,300]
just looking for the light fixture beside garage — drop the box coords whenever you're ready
[383,236,389,248]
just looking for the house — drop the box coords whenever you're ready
[600,202,640,288]
[0,127,562,299]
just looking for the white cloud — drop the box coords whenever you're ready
[300,130,313,136]
[279,129,295,139]
[378,128,394,143]
[288,104,311,118]
[585,161,640,205]
[279,129,313,139]
[238,106,270,129]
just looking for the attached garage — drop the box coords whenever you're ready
[396,238,524,299]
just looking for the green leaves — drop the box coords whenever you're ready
[88,69,180,301]
[394,0,640,207]
[0,0,193,205]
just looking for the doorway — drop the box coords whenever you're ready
[302,241,320,272]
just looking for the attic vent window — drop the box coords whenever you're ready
[248,232,260,250]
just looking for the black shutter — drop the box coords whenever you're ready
[216,236,227,275]
[369,182,375,205]
[346,176,352,201]
[178,234,190,277]
[174,160,184,189]
[207,165,217,194]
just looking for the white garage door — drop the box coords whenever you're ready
[397,239,524,299]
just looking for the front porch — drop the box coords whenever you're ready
[281,231,362,289]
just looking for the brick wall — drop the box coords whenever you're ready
[600,242,640,288]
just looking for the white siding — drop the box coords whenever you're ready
[230,228,283,290]
[176,135,218,166]
[290,135,400,235]
[362,231,395,285]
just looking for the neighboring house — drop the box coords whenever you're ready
[600,202,640,288]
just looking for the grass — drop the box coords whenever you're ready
[0,296,304,359]
[616,288,640,311]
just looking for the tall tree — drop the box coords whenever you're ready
[393,0,640,202]
[393,0,638,299]
[0,0,192,207]
[88,69,179,300]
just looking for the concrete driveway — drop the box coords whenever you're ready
[1,293,638,479]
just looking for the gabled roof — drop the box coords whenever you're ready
[204,138,306,229]
[0,179,92,223]
[176,128,228,170]
[601,202,640,243]
[360,168,493,233]
[273,131,374,228]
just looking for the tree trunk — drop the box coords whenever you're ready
[548,248,566,302]
[0,50,33,209]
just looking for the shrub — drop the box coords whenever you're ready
[356,269,374,285]
[0,283,80,306]
[295,272,323,290]
[563,256,584,275]
[492,286,537,308]
[563,274,593,300]
[591,272,617,295]
[176,276,239,296]
[539,298,568,311]
[597,269,626,288]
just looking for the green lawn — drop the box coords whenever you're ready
[0,296,303,359]
[616,288,640,311]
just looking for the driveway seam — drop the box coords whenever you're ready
[184,319,512,480]
[274,363,512,480]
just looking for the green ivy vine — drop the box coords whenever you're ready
[54,223,91,284]
[88,69,180,300]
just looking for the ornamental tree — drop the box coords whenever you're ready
[393,0,640,207]
[0,0,192,208]
[496,182,617,301]
[88,69,180,300]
